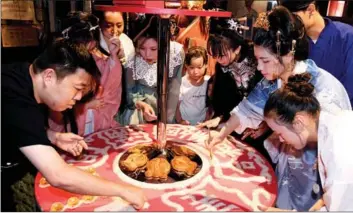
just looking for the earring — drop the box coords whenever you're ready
[276,31,281,58]
[291,39,297,55]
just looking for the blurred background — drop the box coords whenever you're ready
[2,0,352,64]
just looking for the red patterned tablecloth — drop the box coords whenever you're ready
[35,124,277,211]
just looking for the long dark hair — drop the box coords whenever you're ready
[207,18,256,64]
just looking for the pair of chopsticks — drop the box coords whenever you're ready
[204,127,213,160]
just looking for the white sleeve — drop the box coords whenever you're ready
[323,164,353,211]
[315,85,352,113]
[322,124,353,211]
[120,34,136,67]
[230,98,264,134]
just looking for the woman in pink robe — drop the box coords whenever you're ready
[49,11,123,136]
[74,50,122,135]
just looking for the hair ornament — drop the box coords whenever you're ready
[227,18,249,35]
[291,39,297,55]
[276,30,281,57]
[135,13,146,21]
[254,12,270,31]
[62,26,71,39]
[88,23,99,31]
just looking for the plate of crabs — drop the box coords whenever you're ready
[118,141,202,183]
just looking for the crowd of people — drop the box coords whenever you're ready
[2,0,353,211]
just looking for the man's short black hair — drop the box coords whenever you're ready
[32,38,100,83]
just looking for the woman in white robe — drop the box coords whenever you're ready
[263,73,353,211]
[208,6,351,211]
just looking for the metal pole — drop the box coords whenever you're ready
[83,0,92,13]
[125,13,130,36]
[48,0,56,32]
[156,16,170,151]
[70,0,76,11]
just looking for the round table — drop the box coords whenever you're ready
[35,124,277,211]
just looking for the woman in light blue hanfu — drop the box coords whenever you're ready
[208,6,351,211]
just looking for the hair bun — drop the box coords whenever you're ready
[268,6,305,41]
[285,73,314,97]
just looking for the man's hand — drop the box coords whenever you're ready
[54,132,88,156]
[20,145,147,208]
[120,185,147,209]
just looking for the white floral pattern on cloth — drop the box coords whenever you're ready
[221,58,256,89]
[127,41,183,87]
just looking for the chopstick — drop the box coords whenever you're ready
[206,127,213,160]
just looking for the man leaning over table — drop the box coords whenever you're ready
[1,39,146,211]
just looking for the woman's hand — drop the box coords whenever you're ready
[309,198,325,211]
[208,133,224,150]
[197,117,221,129]
[241,121,270,140]
[86,98,105,110]
[136,101,157,122]
[109,37,125,60]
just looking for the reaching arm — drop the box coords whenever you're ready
[221,113,241,137]
[20,145,145,209]
[309,198,325,211]
[211,113,241,144]
[209,79,272,148]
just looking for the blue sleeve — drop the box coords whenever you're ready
[246,79,274,110]
[123,67,140,110]
[343,34,353,106]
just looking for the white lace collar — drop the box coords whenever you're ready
[127,41,183,87]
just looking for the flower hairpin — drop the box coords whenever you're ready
[135,13,146,21]
[227,19,245,34]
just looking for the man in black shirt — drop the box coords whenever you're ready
[1,39,145,211]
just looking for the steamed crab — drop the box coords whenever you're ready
[171,156,198,178]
